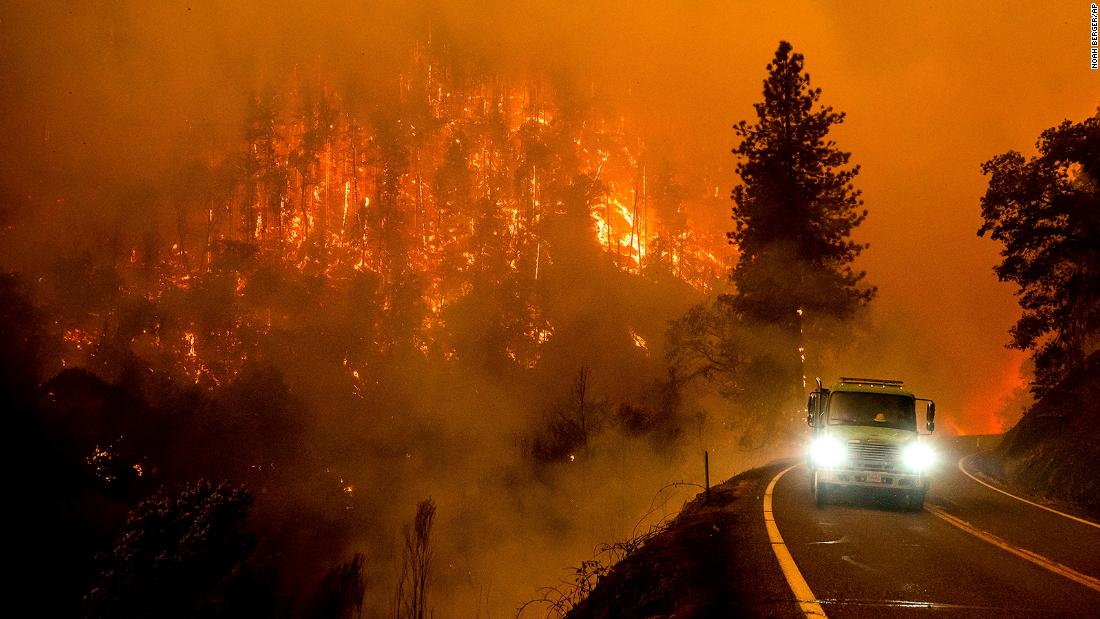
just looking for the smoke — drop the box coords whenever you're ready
[3,1,1094,614]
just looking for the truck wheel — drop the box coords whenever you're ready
[814,473,829,507]
[908,491,925,511]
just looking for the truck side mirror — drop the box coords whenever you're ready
[926,401,936,433]
[806,393,818,427]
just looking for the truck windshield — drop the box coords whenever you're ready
[828,392,916,431]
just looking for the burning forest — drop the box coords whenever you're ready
[5,8,745,617]
[4,2,1093,617]
[48,39,731,386]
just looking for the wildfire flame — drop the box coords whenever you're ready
[49,41,731,385]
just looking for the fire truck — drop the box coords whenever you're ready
[806,377,936,510]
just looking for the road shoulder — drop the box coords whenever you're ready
[568,461,800,618]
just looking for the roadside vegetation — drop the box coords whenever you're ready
[973,110,1100,518]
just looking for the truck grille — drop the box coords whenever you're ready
[847,439,899,470]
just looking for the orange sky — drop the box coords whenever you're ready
[605,0,1099,431]
[773,1,1099,431]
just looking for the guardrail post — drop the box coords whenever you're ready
[704,450,711,503]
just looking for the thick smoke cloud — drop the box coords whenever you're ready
[2,1,1096,614]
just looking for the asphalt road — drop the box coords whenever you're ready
[762,435,1100,617]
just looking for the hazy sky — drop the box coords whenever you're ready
[2,0,1097,432]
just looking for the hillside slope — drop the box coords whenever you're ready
[973,350,1100,520]
[564,463,801,619]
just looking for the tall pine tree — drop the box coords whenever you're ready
[730,40,873,328]
[669,41,873,445]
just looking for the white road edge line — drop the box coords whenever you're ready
[958,454,1100,530]
[926,505,1100,594]
[764,464,828,618]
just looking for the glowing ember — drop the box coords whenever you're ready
[86,445,117,484]
[63,327,95,352]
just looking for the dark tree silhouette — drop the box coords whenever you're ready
[84,482,272,619]
[433,133,474,314]
[531,366,610,464]
[978,111,1100,394]
[190,363,306,483]
[670,41,872,445]
[288,88,339,260]
[307,553,367,619]
[394,499,436,619]
[0,274,47,406]
[370,112,426,356]
[241,93,288,243]
[730,40,873,326]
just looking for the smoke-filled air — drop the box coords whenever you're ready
[2,1,1097,617]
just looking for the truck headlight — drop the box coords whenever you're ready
[811,436,845,467]
[902,442,935,471]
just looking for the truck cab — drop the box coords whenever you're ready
[806,377,936,510]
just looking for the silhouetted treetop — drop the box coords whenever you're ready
[978,110,1100,393]
[85,482,266,619]
[668,41,875,447]
[730,40,873,323]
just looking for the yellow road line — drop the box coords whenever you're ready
[958,454,1100,530]
[764,464,828,617]
[927,506,1100,594]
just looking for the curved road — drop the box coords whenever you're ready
[757,435,1100,617]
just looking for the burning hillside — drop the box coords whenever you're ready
[44,39,731,387]
[5,23,743,617]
